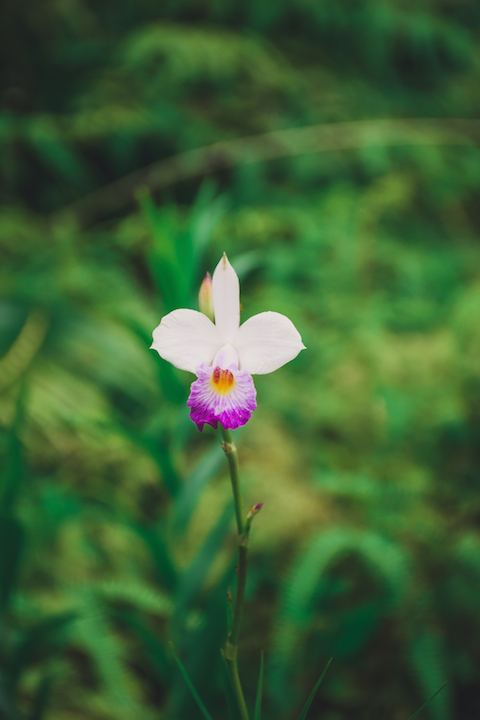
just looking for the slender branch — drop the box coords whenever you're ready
[53,118,480,227]
[221,425,250,720]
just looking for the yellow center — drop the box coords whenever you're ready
[211,366,235,395]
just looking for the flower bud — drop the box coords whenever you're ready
[198,272,214,322]
[247,503,263,521]
[252,502,263,512]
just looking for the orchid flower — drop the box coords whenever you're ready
[151,253,305,431]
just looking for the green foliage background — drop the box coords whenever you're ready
[2,1,480,718]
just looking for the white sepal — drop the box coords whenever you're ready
[212,253,240,343]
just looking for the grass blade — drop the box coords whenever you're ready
[171,443,224,533]
[254,652,264,720]
[173,502,233,626]
[170,643,214,720]
[408,682,447,720]
[297,658,332,720]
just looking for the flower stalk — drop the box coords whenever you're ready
[221,425,259,720]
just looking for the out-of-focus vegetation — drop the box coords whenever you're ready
[2,1,480,718]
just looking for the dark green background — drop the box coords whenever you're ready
[2,1,480,718]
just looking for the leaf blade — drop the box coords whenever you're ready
[254,652,264,720]
[297,658,332,720]
[408,682,447,720]
[170,643,214,720]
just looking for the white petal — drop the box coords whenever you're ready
[212,253,240,343]
[212,342,239,369]
[151,309,222,373]
[234,311,306,375]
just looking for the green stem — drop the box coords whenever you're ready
[221,427,246,537]
[220,425,250,720]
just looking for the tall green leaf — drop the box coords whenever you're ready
[254,652,264,720]
[170,643,214,720]
[297,658,332,720]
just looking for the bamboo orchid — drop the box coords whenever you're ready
[151,253,305,430]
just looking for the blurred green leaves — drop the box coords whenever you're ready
[2,0,480,718]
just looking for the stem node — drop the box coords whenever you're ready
[225,641,236,661]
[239,533,250,548]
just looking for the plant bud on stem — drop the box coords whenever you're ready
[198,272,214,321]
[244,502,263,537]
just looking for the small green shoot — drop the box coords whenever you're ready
[169,643,214,720]
[254,652,264,720]
[407,682,447,720]
[297,657,333,720]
